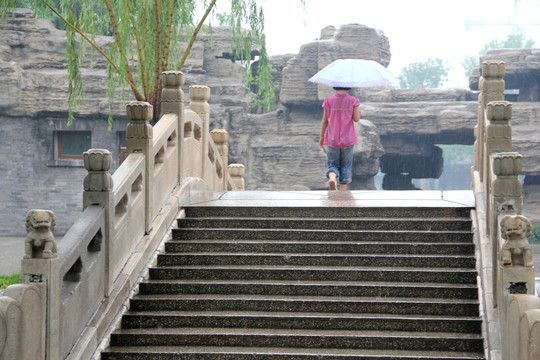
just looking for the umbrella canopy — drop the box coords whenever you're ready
[308,59,399,88]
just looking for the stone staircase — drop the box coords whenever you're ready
[102,202,485,359]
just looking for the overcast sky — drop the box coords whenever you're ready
[254,0,540,87]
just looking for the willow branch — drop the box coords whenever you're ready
[104,0,144,100]
[151,0,163,99]
[161,0,174,71]
[126,0,150,100]
[176,0,217,71]
[43,0,144,100]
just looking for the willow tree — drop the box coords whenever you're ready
[1,0,277,125]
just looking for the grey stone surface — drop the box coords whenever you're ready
[0,237,24,275]
[102,190,484,358]
[0,115,127,236]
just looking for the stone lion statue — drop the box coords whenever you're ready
[24,209,57,259]
[499,214,533,267]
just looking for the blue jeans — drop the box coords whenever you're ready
[326,145,354,184]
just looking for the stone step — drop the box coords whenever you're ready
[148,265,478,284]
[120,311,482,334]
[102,202,483,359]
[165,240,475,255]
[177,217,472,231]
[129,295,480,317]
[101,346,486,360]
[108,328,484,353]
[138,280,479,300]
[172,228,473,243]
[157,252,476,268]
[183,206,473,219]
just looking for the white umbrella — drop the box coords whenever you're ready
[308,59,399,88]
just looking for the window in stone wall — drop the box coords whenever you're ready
[56,131,92,159]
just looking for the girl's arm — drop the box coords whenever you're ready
[319,108,328,147]
[353,105,360,122]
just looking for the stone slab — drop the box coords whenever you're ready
[185,189,475,209]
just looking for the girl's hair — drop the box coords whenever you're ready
[333,87,351,91]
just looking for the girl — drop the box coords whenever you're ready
[319,87,361,191]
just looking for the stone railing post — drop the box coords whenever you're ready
[126,101,153,233]
[21,209,61,360]
[0,283,44,360]
[228,164,245,190]
[497,213,535,359]
[490,152,524,307]
[82,149,114,294]
[475,60,505,180]
[161,71,185,181]
[189,86,211,181]
[485,101,513,236]
[211,129,229,191]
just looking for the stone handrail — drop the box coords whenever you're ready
[472,60,540,359]
[0,71,245,360]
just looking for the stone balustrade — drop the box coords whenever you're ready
[0,71,244,360]
[472,60,540,360]
[5,61,539,360]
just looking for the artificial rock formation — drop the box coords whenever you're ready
[1,9,540,233]
[280,24,391,106]
[469,48,540,101]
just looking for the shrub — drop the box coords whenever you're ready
[0,273,21,289]
[530,224,540,243]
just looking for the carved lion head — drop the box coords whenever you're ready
[25,209,56,233]
[500,214,532,240]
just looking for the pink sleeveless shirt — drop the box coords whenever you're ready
[322,93,360,148]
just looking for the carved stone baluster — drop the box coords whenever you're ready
[489,152,525,310]
[498,212,536,360]
[211,129,229,190]
[82,149,114,295]
[21,209,60,360]
[161,71,185,180]
[228,164,246,190]
[126,101,153,155]
[492,152,523,217]
[189,86,211,181]
[83,149,113,195]
[485,101,513,237]
[475,60,505,180]
[126,101,153,233]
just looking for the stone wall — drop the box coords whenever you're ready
[0,115,127,235]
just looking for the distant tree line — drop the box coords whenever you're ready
[399,30,535,89]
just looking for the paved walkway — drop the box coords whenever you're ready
[0,236,25,275]
[185,189,476,208]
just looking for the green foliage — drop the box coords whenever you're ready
[0,273,21,289]
[461,30,536,79]
[399,57,449,89]
[1,0,282,124]
[251,54,279,112]
[530,224,540,243]
[215,11,232,26]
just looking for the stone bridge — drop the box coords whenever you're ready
[0,63,539,359]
